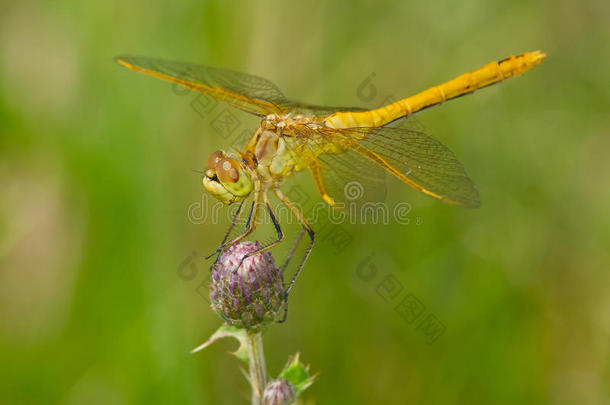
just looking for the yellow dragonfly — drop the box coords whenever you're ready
[116,50,545,299]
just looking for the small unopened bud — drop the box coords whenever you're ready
[263,379,296,405]
[210,241,285,330]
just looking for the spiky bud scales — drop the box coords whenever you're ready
[263,379,296,405]
[210,241,285,330]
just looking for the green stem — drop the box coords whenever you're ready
[247,331,267,405]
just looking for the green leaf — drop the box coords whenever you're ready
[277,353,317,396]
[191,324,250,362]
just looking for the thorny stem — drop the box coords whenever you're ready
[247,331,267,405]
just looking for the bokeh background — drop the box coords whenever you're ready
[1,0,609,404]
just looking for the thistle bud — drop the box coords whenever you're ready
[210,241,285,330]
[263,379,296,405]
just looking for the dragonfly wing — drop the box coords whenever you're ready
[283,126,387,209]
[338,126,481,207]
[116,55,372,117]
[291,125,480,208]
[316,146,388,207]
[115,55,291,116]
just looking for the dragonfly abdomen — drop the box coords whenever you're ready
[324,50,546,129]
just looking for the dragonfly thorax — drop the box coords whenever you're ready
[261,113,318,132]
[245,114,319,192]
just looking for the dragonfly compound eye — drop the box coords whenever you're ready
[213,158,253,199]
[216,158,240,183]
[207,150,224,170]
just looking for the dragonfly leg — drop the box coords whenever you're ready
[309,164,336,207]
[274,188,315,323]
[234,194,285,271]
[281,228,305,274]
[205,190,261,259]
[208,199,245,266]
[218,199,245,245]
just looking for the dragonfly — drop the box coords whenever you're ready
[116,50,545,307]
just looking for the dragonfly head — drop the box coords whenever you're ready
[203,150,253,205]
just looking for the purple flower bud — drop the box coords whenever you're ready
[263,379,295,405]
[209,241,285,330]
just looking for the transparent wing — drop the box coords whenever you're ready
[116,55,288,116]
[287,124,481,208]
[116,55,367,117]
[286,130,388,208]
[317,148,388,207]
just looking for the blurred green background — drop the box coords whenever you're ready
[1,0,609,404]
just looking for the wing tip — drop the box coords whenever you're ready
[462,188,482,209]
[445,196,481,209]
[465,198,482,209]
[114,55,134,68]
[443,186,482,209]
[114,56,127,67]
